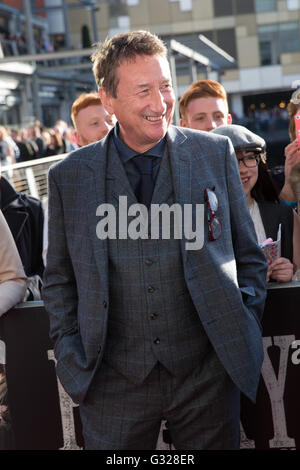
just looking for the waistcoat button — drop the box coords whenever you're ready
[145,258,153,266]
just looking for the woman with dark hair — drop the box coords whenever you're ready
[212,124,300,283]
[45,128,65,156]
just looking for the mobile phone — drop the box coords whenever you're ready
[295,113,300,147]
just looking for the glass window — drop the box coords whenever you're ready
[255,0,277,12]
[258,24,280,65]
[215,28,237,59]
[236,0,255,14]
[258,24,277,34]
[286,0,300,10]
[258,22,300,65]
[213,0,233,17]
[279,21,300,53]
[109,0,128,17]
[259,41,273,65]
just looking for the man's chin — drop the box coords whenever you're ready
[145,122,168,141]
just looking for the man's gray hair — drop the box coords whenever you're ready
[91,30,168,98]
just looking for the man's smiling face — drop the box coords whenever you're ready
[99,54,175,153]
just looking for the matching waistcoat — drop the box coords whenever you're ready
[103,141,212,383]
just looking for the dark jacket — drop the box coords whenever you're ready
[0,176,44,278]
[257,201,294,262]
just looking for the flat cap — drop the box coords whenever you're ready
[211,124,266,153]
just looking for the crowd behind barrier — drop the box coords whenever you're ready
[0,120,77,168]
[235,107,290,136]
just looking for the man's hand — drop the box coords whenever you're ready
[267,257,294,283]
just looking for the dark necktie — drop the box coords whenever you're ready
[132,155,154,208]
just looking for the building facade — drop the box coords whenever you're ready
[0,0,96,127]
[68,0,300,163]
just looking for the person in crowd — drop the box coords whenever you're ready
[279,90,300,202]
[27,125,47,158]
[45,128,66,156]
[179,79,232,131]
[0,210,27,450]
[54,120,73,153]
[0,126,15,166]
[212,124,300,283]
[5,130,20,162]
[71,92,116,146]
[62,127,77,151]
[0,161,44,286]
[12,128,38,162]
[43,30,267,450]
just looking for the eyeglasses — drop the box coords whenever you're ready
[237,152,260,168]
[204,188,222,241]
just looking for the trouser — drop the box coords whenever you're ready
[79,347,240,450]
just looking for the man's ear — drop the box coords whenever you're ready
[75,131,83,147]
[227,113,232,125]
[98,88,114,115]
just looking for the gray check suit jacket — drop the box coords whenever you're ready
[42,125,268,404]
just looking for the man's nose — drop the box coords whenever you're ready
[207,117,217,131]
[151,89,167,114]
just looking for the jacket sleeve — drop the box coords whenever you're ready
[224,138,268,321]
[0,210,27,316]
[42,167,83,362]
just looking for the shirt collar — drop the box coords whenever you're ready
[113,122,165,164]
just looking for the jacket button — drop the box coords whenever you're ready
[145,258,153,266]
[103,301,107,308]
[148,285,155,293]
[150,313,158,320]
[154,338,160,344]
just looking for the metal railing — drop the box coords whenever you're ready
[1,154,66,200]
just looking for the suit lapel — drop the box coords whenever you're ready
[167,126,192,265]
[84,135,111,293]
[106,139,137,208]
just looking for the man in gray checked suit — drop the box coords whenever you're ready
[42,31,267,450]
